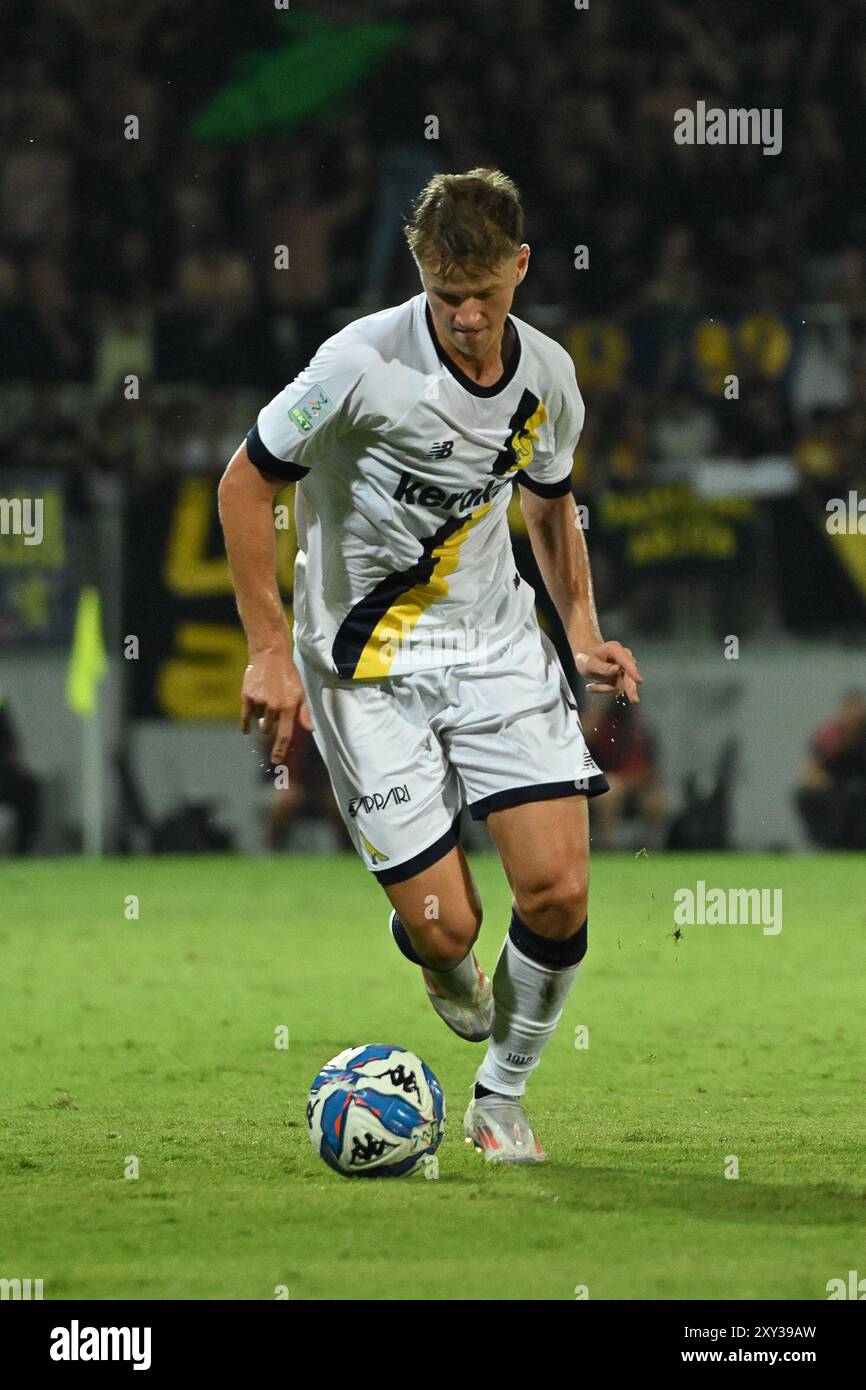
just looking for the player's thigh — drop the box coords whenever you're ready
[486,795,590,934]
[296,649,461,877]
[383,841,483,963]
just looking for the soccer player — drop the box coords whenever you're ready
[219,169,643,1163]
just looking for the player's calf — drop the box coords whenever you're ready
[388,906,494,1043]
[383,846,493,1042]
[474,906,588,1100]
[391,901,481,971]
[384,844,483,968]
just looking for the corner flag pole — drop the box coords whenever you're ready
[66,586,108,856]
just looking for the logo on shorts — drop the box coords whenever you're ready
[359,831,389,865]
[348,784,412,818]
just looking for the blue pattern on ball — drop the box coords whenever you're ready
[319,1085,353,1163]
[352,1086,426,1139]
[307,1045,445,1178]
[422,1060,446,1126]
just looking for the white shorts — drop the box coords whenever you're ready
[294,616,608,885]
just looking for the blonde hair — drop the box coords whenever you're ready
[404,168,524,277]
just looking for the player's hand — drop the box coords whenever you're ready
[574,640,644,704]
[240,648,313,763]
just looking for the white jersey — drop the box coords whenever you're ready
[248,291,584,680]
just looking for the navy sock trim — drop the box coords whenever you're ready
[390,912,425,966]
[508,909,587,968]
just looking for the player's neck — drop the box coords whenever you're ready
[439,319,516,388]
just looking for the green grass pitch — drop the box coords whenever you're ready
[1,851,864,1301]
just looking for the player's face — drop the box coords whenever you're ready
[420,247,530,362]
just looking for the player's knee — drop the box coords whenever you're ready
[417,902,482,969]
[514,875,588,941]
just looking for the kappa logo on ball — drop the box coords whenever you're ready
[348,784,412,817]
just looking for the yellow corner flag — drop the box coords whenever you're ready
[66,586,108,718]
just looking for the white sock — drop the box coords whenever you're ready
[476,912,587,1098]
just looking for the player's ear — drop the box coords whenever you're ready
[516,244,530,283]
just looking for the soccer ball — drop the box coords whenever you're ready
[306,1044,445,1178]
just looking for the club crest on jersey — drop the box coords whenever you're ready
[288,386,333,434]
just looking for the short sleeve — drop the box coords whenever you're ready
[246,331,376,482]
[518,357,585,498]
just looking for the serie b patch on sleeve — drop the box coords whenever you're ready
[288,386,333,435]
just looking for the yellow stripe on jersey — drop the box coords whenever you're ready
[507,400,547,474]
[352,503,492,679]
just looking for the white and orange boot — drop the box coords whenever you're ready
[463,1089,547,1164]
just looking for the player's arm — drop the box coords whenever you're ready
[519,486,643,703]
[218,440,310,761]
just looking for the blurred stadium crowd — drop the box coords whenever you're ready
[1,0,864,502]
[2,0,865,855]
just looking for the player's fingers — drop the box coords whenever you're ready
[258,704,281,737]
[586,681,618,694]
[298,700,313,732]
[605,644,644,684]
[240,695,257,734]
[577,652,620,678]
[271,708,296,764]
[621,675,640,704]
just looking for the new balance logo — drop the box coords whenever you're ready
[425,440,453,458]
[348,785,411,817]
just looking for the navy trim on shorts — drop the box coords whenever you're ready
[371,811,462,886]
[468,774,609,821]
[517,471,574,499]
[246,424,310,482]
